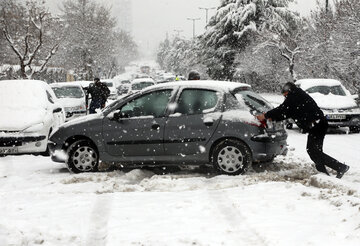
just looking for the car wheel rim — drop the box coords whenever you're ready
[72,146,98,171]
[217,146,244,173]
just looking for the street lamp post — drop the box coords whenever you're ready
[187,17,200,39]
[199,7,216,26]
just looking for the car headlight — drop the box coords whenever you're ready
[23,123,44,133]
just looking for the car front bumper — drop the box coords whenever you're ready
[326,114,360,127]
[0,135,47,154]
[48,141,67,163]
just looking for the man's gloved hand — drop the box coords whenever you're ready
[256,113,266,121]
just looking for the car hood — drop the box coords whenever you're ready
[61,112,102,127]
[57,98,85,108]
[0,108,46,131]
[310,93,357,109]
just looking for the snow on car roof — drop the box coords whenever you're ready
[295,79,342,91]
[132,78,155,84]
[0,80,52,129]
[70,80,93,87]
[50,82,82,88]
[0,80,50,108]
[146,80,251,92]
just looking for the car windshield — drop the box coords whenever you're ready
[305,85,346,96]
[234,89,273,113]
[104,82,113,87]
[132,82,153,90]
[52,86,84,98]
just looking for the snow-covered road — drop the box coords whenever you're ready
[0,130,359,246]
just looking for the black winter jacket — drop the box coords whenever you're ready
[86,82,110,104]
[265,87,326,132]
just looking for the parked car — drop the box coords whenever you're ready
[117,80,131,95]
[0,80,65,154]
[102,79,118,100]
[49,80,287,174]
[128,78,155,94]
[290,79,360,133]
[51,82,87,121]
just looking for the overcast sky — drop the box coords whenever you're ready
[47,0,320,57]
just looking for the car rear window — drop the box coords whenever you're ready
[132,82,154,90]
[305,85,346,96]
[52,86,84,98]
[233,90,273,113]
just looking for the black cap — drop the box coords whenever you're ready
[281,82,296,94]
[94,78,100,82]
[188,71,200,80]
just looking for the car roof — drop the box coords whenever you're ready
[295,79,342,90]
[144,80,251,92]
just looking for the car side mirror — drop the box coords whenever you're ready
[113,112,121,121]
[53,108,62,113]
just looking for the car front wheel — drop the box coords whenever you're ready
[212,139,252,175]
[66,140,99,173]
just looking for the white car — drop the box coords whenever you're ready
[294,79,360,133]
[129,78,155,94]
[51,82,87,121]
[0,80,65,154]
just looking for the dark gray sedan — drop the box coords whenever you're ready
[49,80,287,175]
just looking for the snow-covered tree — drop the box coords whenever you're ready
[0,0,61,79]
[296,0,360,94]
[202,0,298,80]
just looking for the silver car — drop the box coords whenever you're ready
[49,80,287,175]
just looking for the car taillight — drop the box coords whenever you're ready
[246,119,267,128]
[259,119,268,128]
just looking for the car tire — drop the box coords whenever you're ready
[66,140,99,173]
[212,139,252,175]
[349,126,360,133]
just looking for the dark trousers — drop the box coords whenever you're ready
[89,99,103,114]
[306,119,346,174]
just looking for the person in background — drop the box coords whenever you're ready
[256,82,350,179]
[86,78,110,114]
[188,70,200,80]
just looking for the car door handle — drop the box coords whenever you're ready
[151,123,160,130]
[204,118,214,126]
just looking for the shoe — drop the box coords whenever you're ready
[336,165,349,179]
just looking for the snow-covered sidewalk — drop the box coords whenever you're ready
[0,130,359,245]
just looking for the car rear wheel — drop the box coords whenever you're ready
[212,139,252,175]
[66,140,99,173]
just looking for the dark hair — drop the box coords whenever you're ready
[188,71,200,80]
[94,78,100,82]
[281,82,296,94]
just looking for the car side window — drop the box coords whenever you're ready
[46,91,55,104]
[120,90,172,118]
[175,89,219,115]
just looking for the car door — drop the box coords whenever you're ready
[164,88,222,156]
[103,89,173,158]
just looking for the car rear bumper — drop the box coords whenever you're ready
[250,132,288,162]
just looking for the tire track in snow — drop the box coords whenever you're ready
[207,190,268,246]
[84,194,113,246]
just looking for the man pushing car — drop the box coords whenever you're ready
[256,82,350,179]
